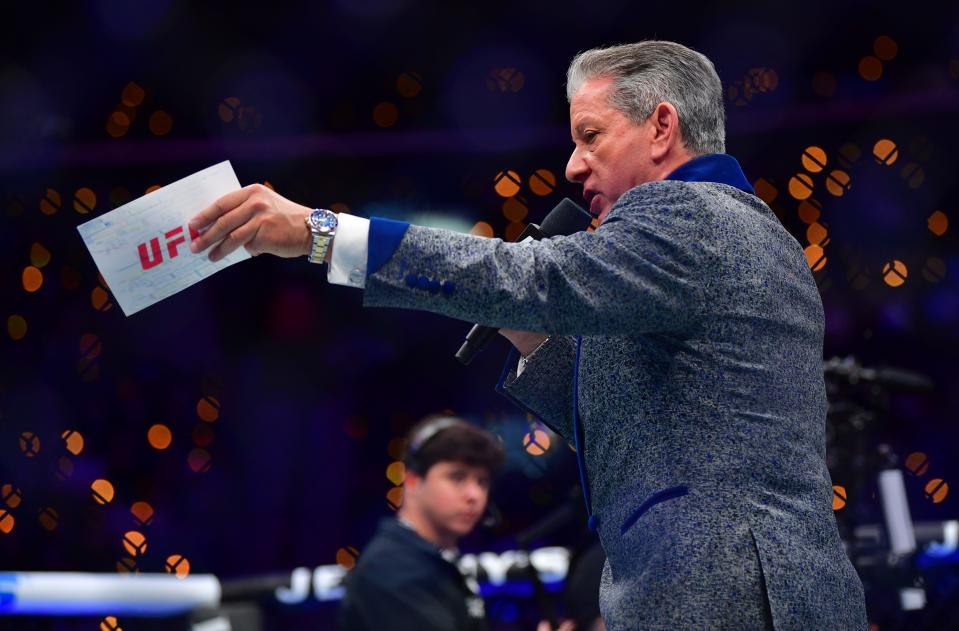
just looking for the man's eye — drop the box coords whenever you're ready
[584,131,598,142]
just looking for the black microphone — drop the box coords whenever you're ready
[455,198,592,365]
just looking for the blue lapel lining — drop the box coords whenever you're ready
[619,484,689,535]
[665,153,755,195]
[572,336,598,532]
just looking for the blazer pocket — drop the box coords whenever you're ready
[620,484,689,535]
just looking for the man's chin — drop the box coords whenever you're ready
[596,205,614,224]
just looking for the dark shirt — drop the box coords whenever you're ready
[338,518,486,631]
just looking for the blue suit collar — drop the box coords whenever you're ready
[665,153,754,195]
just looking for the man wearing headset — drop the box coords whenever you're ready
[338,415,503,631]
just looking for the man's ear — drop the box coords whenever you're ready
[405,469,422,493]
[648,101,681,162]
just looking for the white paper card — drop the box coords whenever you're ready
[77,161,250,316]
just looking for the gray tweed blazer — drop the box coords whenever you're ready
[361,155,867,630]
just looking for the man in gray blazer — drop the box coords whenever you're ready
[190,40,868,629]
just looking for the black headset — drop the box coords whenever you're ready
[403,416,463,474]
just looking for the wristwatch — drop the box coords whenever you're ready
[305,208,337,264]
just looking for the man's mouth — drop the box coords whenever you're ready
[583,190,599,216]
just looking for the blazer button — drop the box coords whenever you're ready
[587,514,600,532]
[417,275,430,290]
[442,280,455,295]
[405,273,418,288]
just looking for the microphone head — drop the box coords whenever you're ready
[539,198,592,237]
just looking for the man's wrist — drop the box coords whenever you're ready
[302,210,313,257]
[305,208,338,264]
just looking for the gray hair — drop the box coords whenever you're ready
[566,40,726,155]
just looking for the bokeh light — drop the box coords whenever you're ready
[801,146,827,173]
[502,196,529,222]
[798,199,822,224]
[924,478,949,504]
[165,554,190,578]
[2,484,23,509]
[19,432,40,458]
[804,245,827,272]
[523,429,551,456]
[336,546,359,570]
[100,615,122,631]
[505,222,526,242]
[22,266,43,292]
[40,188,61,215]
[752,178,778,204]
[470,221,494,237]
[396,72,423,98]
[825,170,851,197]
[121,82,145,107]
[187,448,212,473]
[0,509,14,535]
[493,170,522,197]
[386,461,406,486]
[91,286,114,311]
[873,35,898,61]
[192,423,214,447]
[38,507,59,531]
[372,102,399,128]
[131,501,155,526]
[486,68,524,92]
[832,485,847,510]
[197,396,220,422]
[30,243,51,268]
[873,139,898,165]
[922,257,946,283]
[806,222,829,246]
[528,169,557,196]
[905,452,930,476]
[74,187,96,214]
[387,437,407,459]
[882,260,908,287]
[859,56,883,81]
[91,479,116,505]
[900,162,924,189]
[219,97,241,123]
[7,315,27,341]
[122,531,148,556]
[788,173,814,200]
[149,110,173,135]
[148,424,172,450]
[116,558,137,574]
[62,429,84,455]
[386,486,404,511]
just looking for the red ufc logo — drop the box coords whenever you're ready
[138,224,201,270]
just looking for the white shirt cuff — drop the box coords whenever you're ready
[327,213,370,288]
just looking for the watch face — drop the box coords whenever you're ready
[310,209,337,234]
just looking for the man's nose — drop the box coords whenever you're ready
[565,146,588,183]
[464,480,485,503]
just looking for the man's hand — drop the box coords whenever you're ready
[188,184,314,262]
[499,329,549,357]
[537,620,575,631]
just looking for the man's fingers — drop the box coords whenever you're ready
[208,220,259,262]
[188,186,256,247]
[190,197,257,253]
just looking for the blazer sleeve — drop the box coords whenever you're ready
[494,336,576,442]
[361,184,707,336]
